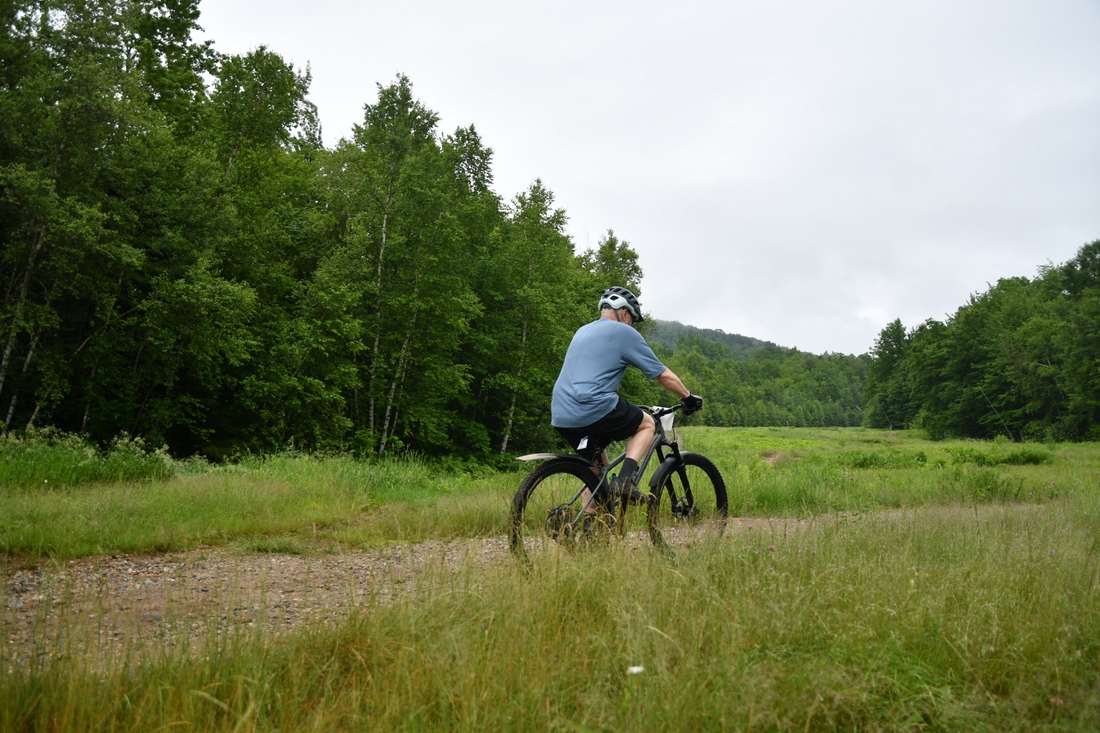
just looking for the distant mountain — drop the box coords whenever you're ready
[648,320,777,360]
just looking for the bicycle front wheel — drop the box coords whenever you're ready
[648,452,728,549]
[509,458,601,564]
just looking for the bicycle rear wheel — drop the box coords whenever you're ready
[509,458,603,563]
[648,452,728,549]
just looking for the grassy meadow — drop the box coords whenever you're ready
[2,427,1099,730]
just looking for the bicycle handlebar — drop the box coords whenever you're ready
[653,397,704,419]
[650,403,683,418]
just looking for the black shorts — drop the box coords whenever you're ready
[555,397,645,461]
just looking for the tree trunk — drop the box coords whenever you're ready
[25,400,41,431]
[366,202,392,439]
[0,229,46,402]
[499,314,529,454]
[3,328,41,431]
[378,311,415,455]
[80,361,99,433]
[378,235,423,455]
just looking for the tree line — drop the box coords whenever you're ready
[862,241,1100,441]
[643,325,869,429]
[648,320,776,360]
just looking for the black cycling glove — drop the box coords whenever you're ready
[681,394,703,415]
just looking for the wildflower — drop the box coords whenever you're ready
[768,546,775,552]
[627,666,645,675]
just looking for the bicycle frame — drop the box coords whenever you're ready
[517,405,686,525]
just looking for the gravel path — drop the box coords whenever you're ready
[1,537,517,668]
[1,518,795,668]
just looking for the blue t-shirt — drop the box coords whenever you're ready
[551,318,667,428]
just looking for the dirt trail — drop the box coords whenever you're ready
[761,451,787,465]
[2,518,799,667]
[1,537,509,667]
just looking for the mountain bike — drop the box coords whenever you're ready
[508,404,727,564]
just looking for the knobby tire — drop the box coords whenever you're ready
[509,458,600,564]
[647,452,728,552]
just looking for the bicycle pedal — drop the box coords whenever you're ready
[580,512,614,531]
[577,512,615,547]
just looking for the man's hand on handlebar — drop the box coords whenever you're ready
[681,394,703,415]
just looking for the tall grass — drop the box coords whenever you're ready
[677,426,1087,517]
[0,449,523,558]
[3,497,1098,730]
[3,427,1099,729]
[2,427,1096,560]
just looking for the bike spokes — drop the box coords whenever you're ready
[649,453,728,550]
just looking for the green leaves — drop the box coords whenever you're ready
[862,319,918,429]
[864,241,1100,441]
[211,47,318,155]
[580,229,644,294]
[654,333,869,428]
[473,181,587,453]
[142,259,258,375]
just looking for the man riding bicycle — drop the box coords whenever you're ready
[551,286,703,507]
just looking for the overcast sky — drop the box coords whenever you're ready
[196,0,1100,355]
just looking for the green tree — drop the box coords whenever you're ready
[474,181,587,453]
[0,0,215,444]
[317,76,491,455]
[580,229,643,293]
[868,241,1100,441]
[862,319,916,429]
[1056,241,1100,438]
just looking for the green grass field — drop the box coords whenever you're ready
[2,427,1099,730]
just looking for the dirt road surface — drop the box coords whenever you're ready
[3,519,790,668]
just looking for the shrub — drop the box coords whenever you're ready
[0,429,176,487]
[946,444,1054,467]
[830,449,924,469]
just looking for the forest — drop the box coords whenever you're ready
[862,240,1100,442]
[0,0,626,458]
[647,322,869,429]
[2,1,1095,461]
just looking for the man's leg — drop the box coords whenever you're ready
[565,400,653,511]
[612,413,655,503]
[624,413,655,464]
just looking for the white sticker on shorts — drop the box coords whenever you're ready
[577,436,588,450]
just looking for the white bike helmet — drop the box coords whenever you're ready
[598,286,644,323]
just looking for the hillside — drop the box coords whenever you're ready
[648,320,777,360]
